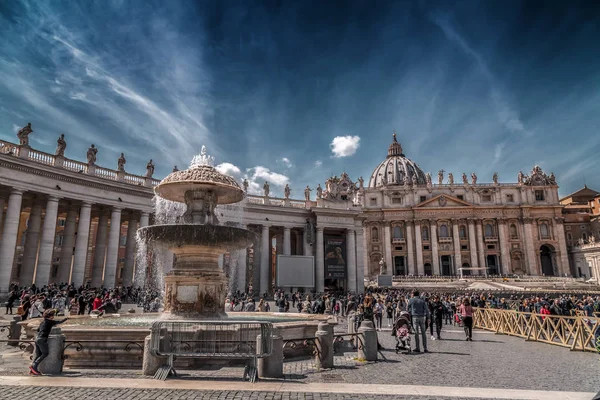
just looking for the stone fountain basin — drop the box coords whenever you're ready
[137,224,256,249]
[19,313,333,368]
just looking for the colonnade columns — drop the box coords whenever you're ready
[57,205,78,284]
[283,227,291,256]
[295,231,303,256]
[555,218,570,277]
[122,214,138,287]
[430,220,440,275]
[303,228,313,257]
[383,223,393,275]
[467,219,478,270]
[346,229,356,293]
[355,228,365,292]
[0,189,24,295]
[35,196,60,287]
[316,227,324,293]
[0,197,5,240]
[20,199,43,286]
[476,221,486,275]
[72,202,92,287]
[91,209,109,288]
[139,212,150,228]
[406,221,415,275]
[452,220,461,275]
[237,248,247,293]
[498,219,511,276]
[414,220,423,275]
[260,225,270,295]
[103,207,122,288]
[522,218,538,275]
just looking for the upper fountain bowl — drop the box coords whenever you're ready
[155,164,244,204]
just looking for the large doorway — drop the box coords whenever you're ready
[441,255,451,276]
[462,263,471,276]
[540,245,555,276]
[486,255,498,275]
[394,256,406,275]
[424,263,432,276]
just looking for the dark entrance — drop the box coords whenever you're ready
[486,255,498,275]
[540,245,554,276]
[424,263,432,276]
[394,256,405,275]
[441,255,451,276]
[462,263,471,276]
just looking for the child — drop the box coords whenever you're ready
[29,309,69,375]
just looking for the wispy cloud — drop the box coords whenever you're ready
[330,135,360,158]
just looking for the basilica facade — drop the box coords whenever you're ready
[0,127,582,298]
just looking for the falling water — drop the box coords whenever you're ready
[153,196,186,224]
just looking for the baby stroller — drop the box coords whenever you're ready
[392,311,412,353]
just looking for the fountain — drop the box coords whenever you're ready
[137,146,255,318]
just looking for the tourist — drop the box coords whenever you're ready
[52,294,67,315]
[29,295,45,319]
[408,290,429,353]
[385,301,394,327]
[257,298,265,312]
[374,299,384,330]
[92,295,103,311]
[5,289,18,314]
[19,295,32,321]
[29,309,69,376]
[540,303,551,320]
[459,298,474,341]
[431,295,446,340]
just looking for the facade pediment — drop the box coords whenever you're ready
[416,194,472,208]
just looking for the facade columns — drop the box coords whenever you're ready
[303,227,313,257]
[316,227,325,293]
[522,218,538,275]
[0,189,24,295]
[355,228,365,292]
[20,200,43,286]
[294,231,303,256]
[35,196,60,287]
[498,219,511,276]
[555,217,570,277]
[467,219,478,269]
[260,225,270,295]
[237,248,248,292]
[476,221,486,275]
[383,223,393,275]
[406,221,415,275]
[414,220,423,275]
[283,226,291,256]
[139,212,150,228]
[122,214,138,287]
[346,228,357,293]
[430,220,440,275]
[103,207,122,288]
[452,220,462,275]
[72,202,92,287]
[0,196,5,240]
[57,205,79,284]
[91,209,109,287]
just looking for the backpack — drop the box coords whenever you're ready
[16,305,25,316]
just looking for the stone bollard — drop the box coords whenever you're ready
[8,316,22,346]
[257,330,283,378]
[347,312,356,334]
[315,322,334,369]
[32,327,66,375]
[358,320,378,361]
[142,335,166,376]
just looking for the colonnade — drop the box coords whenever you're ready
[0,187,150,296]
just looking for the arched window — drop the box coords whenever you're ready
[540,223,549,239]
[393,226,403,239]
[510,224,518,239]
[439,224,449,238]
[422,226,429,240]
[371,227,379,241]
[485,223,494,238]
[459,225,467,239]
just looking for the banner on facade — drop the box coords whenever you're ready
[324,236,346,279]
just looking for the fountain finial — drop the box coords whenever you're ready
[190,145,215,168]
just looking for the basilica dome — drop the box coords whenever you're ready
[367,134,427,188]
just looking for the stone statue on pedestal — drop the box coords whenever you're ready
[518,171,525,184]
[87,144,98,164]
[426,173,432,187]
[316,184,323,199]
[379,258,387,275]
[448,173,454,185]
[471,172,477,185]
[173,165,179,172]
[462,173,468,185]
[438,170,444,185]
[55,134,66,156]
[304,185,311,201]
[284,183,291,199]
[118,153,126,171]
[358,176,364,190]
[145,159,155,177]
[243,178,249,193]
[17,123,32,146]
[263,181,270,197]
[493,172,498,185]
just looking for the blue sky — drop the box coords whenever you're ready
[1,1,599,198]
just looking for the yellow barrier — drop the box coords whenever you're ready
[473,308,599,352]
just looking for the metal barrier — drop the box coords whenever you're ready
[149,320,273,382]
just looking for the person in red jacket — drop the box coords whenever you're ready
[92,295,103,311]
[539,303,551,320]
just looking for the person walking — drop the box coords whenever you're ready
[431,295,446,340]
[460,298,474,341]
[408,290,430,353]
[29,309,69,375]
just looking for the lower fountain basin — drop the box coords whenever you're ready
[137,224,256,250]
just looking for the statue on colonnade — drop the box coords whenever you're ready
[17,123,32,146]
[55,134,66,156]
[87,144,98,164]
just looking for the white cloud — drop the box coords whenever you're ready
[279,157,292,168]
[330,135,360,158]
[215,162,241,177]
[314,160,322,167]
[249,166,289,186]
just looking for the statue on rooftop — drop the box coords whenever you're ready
[304,185,311,201]
[493,172,499,185]
[471,172,477,185]
[145,159,155,177]
[438,170,444,185]
[426,173,432,188]
[358,176,364,190]
[87,144,98,164]
[173,165,179,172]
[118,153,126,171]
[263,181,270,197]
[17,123,32,146]
[462,173,468,185]
[243,178,249,193]
[518,171,525,184]
[316,183,323,199]
[448,173,454,185]
[55,134,66,157]
[284,184,291,199]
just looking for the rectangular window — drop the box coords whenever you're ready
[535,190,545,201]
[420,196,427,203]
[482,194,492,202]
[370,198,377,206]
[395,246,402,251]
[423,245,430,250]
[391,197,403,204]
[487,244,495,250]
[457,195,464,200]
[506,194,514,202]
[120,236,127,246]
[461,245,468,250]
